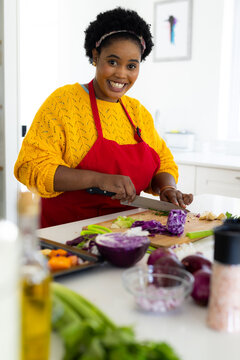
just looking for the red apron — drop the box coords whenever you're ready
[40,80,160,228]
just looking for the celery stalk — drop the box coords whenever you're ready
[88,224,112,233]
[52,282,116,329]
[51,283,181,360]
[186,229,214,239]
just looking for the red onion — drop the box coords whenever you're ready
[191,268,212,306]
[181,254,212,274]
[147,248,177,266]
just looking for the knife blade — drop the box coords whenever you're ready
[86,187,188,212]
[120,195,189,212]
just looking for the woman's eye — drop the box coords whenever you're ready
[108,60,117,66]
[128,63,137,70]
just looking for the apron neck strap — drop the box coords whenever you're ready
[118,98,142,142]
[88,79,142,142]
[88,79,103,137]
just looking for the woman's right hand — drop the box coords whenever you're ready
[96,173,136,202]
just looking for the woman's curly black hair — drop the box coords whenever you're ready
[84,7,154,62]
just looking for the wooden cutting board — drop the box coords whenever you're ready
[90,211,222,248]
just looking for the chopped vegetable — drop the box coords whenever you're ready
[131,220,168,236]
[166,210,187,236]
[80,224,112,236]
[186,229,213,240]
[199,211,227,221]
[150,209,170,216]
[41,249,52,256]
[135,284,184,312]
[224,217,240,224]
[52,282,181,360]
[68,255,78,266]
[225,211,233,219]
[49,249,68,257]
[41,248,85,272]
[87,224,112,233]
[131,210,187,237]
[95,230,150,267]
[199,211,217,220]
[66,234,97,247]
[111,216,137,229]
[48,256,72,271]
[66,234,99,254]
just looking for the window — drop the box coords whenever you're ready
[218,0,240,142]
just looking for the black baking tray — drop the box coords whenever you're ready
[39,238,103,278]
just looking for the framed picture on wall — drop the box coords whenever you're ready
[154,0,193,61]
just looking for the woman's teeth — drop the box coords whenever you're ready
[109,81,125,88]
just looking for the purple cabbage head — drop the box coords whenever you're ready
[95,233,150,268]
[166,210,187,236]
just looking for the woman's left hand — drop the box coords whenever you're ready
[160,188,193,209]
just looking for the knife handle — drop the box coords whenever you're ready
[86,187,116,197]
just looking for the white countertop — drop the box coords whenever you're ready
[172,150,240,171]
[37,194,240,360]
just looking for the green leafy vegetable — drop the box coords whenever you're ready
[150,209,170,216]
[52,282,181,360]
[225,211,240,220]
[147,245,157,254]
[225,211,233,219]
[112,216,138,229]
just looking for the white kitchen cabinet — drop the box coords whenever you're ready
[177,164,196,194]
[196,167,240,198]
[173,151,240,199]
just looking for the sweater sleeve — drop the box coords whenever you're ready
[14,90,70,198]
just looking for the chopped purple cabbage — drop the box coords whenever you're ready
[131,220,168,236]
[66,234,97,247]
[131,209,187,237]
[66,234,98,253]
[166,210,187,235]
[82,239,97,251]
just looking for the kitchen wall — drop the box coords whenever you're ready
[2,0,229,222]
[19,0,225,149]
[58,0,225,146]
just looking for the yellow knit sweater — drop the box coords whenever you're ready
[14,83,178,198]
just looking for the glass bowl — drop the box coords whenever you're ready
[122,264,194,313]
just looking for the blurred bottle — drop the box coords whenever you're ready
[0,220,19,360]
[18,191,51,360]
[207,221,240,332]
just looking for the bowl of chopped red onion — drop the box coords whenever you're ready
[122,264,194,313]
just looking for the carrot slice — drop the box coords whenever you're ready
[49,249,68,257]
[68,255,78,266]
[48,256,71,271]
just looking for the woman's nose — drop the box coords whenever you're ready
[114,66,127,79]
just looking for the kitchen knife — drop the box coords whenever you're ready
[86,188,188,212]
[86,187,116,196]
[120,195,189,212]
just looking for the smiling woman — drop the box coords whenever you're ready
[14,7,193,228]
[90,39,141,103]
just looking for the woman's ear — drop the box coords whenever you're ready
[92,49,98,65]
